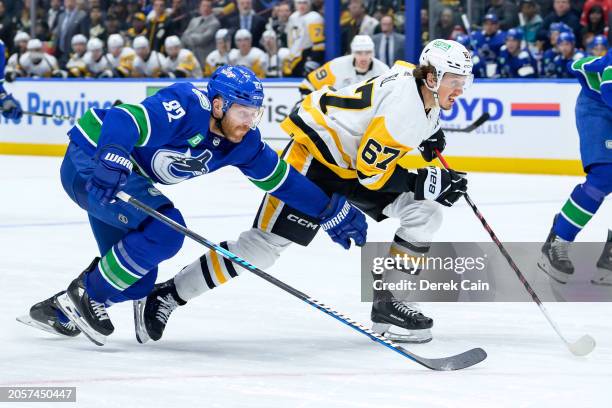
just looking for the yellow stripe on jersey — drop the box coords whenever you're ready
[251,59,265,79]
[285,141,310,172]
[356,117,411,190]
[308,23,325,45]
[393,60,416,70]
[260,195,282,232]
[209,250,228,284]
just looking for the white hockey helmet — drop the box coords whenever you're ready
[419,39,474,92]
[215,28,230,42]
[164,35,182,50]
[71,34,87,46]
[87,37,104,52]
[351,35,374,53]
[133,36,149,50]
[26,39,43,51]
[234,29,252,41]
[262,30,277,41]
[14,31,31,44]
[107,34,125,50]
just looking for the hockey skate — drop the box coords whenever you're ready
[371,289,433,343]
[592,231,612,286]
[135,279,185,343]
[538,227,574,284]
[16,291,81,337]
[56,258,114,346]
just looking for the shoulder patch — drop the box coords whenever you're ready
[519,51,529,59]
[192,88,211,111]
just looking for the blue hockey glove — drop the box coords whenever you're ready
[319,194,367,249]
[0,92,23,120]
[86,145,133,205]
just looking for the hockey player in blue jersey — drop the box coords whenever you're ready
[551,32,586,78]
[21,65,368,344]
[541,22,572,77]
[538,50,612,285]
[587,35,608,57]
[0,40,23,120]
[455,34,487,78]
[496,28,538,78]
[470,13,507,67]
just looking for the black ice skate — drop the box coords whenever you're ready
[371,289,433,343]
[592,230,612,286]
[16,291,81,337]
[538,225,574,284]
[56,258,114,346]
[135,279,185,343]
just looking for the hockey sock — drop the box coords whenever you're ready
[554,182,605,242]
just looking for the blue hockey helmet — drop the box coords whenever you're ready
[557,31,576,45]
[207,65,264,112]
[589,35,608,48]
[506,27,524,41]
[549,22,571,34]
[454,34,471,48]
[483,13,499,23]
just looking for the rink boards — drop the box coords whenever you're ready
[0,78,584,175]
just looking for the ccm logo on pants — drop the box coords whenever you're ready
[287,214,319,230]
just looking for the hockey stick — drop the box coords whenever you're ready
[116,191,487,371]
[5,100,125,122]
[434,149,596,356]
[441,112,490,133]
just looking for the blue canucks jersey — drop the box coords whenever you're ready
[553,51,586,78]
[0,40,6,87]
[496,46,538,78]
[471,30,507,63]
[541,48,559,77]
[470,50,487,78]
[68,81,330,217]
[569,53,612,108]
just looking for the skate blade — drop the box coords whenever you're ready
[16,315,65,337]
[133,299,150,344]
[372,323,433,344]
[537,257,570,284]
[55,293,106,346]
[591,268,612,286]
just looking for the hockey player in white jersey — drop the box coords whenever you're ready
[228,29,267,78]
[140,39,473,344]
[162,35,203,78]
[83,38,114,78]
[299,35,388,96]
[18,39,62,78]
[107,34,136,78]
[261,30,290,78]
[66,34,88,78]
[4,31,30,82]
[284,0,325,76]
[204,29,231,76]
[132,35,167,78]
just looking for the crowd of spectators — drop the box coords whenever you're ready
[0,0,609,80]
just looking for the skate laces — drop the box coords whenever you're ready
[392,299,420,316]
[551,240,571,262]
[155,294,179,324]
[90,300,110,321]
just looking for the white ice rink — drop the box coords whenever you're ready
[1,155,611,408]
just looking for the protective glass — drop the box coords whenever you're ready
[440,72,474,91]
[226,103,264,130]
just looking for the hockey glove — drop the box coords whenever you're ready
[0,92,23,120]
[86,145,133,205]
[418,128,446,162]
[319,193,367,249]
[414,166,467,207]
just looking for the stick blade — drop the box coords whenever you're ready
[403,347,488,371]
[569,335,596,356]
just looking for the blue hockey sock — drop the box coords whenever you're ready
[553,182,605,241]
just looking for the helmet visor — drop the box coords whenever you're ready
[440,72,474,92]
[226,103,264,130]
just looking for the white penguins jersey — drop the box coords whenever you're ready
[286,11,325,59]
[5,53,23,76]
[264,48,290,78]
[66,53,87,77]
[163,48,202,78]
[18,52,59,77]
[281,61,441,191]
[204,50,230,76]
[83,52,114,77]
[299,54,389,94]
[107,47,136,77]
[228,47,267,78]
[132,51,167,77]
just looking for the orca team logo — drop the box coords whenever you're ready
[192,88,211,111]
[151,148,213,184]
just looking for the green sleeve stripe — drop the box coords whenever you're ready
[76,109,102,146]
[117,104,151,146]
[250,159,290,192]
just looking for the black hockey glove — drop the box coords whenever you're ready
[414,166,467,207]
[418,128,446,162]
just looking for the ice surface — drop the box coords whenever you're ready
[1,155,610,407]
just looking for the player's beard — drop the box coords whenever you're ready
[214,112,248,143]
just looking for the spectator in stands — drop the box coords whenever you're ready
[89,6,109,42]
[106,13,122,37]
[342,0,379,52]
[110,0,130,31]
[0,1,17,48]
[182,0,220,66]
[421,7,430,45]
[432,7,457,40]
[581,4,608,47]
[169,0,191,35]
[204,28,230,75]
[485,0,520,30]
[519,0,544,47]
[270,0,291,47]
[54,0,89,67]
[225,0,267,47]
[48,0,63,33]
[212,0,237,26]
[127,12,148,43]
[229,28,267,78]
[372,15,405,67]
[540,0,582,46]
[148,0,174,51]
